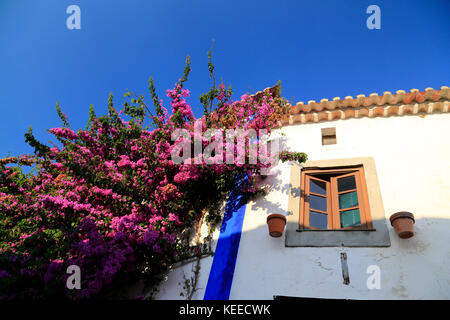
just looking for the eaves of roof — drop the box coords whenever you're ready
[279,86,450,126]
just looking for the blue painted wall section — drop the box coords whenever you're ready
[203,195,246,300]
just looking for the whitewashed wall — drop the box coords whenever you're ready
[156,112,450,299]
[232,112,450,299]
[154,221,221,300]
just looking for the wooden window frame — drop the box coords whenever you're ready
[299,166,373,230]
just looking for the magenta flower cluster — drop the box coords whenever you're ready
[0,59,306,299]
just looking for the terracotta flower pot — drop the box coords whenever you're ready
[267,214,287,238]
[390,211,415,239]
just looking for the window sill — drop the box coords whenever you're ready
[296,228,377,232]
[286,223,390,247]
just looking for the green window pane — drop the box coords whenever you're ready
[309,211,327,229]
[310,194,327,212]
[338,175,356,192]
[339,191,359,209]
[340,209,361,228]
[310,179,326,195]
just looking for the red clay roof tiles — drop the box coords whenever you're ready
[279,86,449,126]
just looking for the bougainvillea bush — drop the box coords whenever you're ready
[0,55,306,299]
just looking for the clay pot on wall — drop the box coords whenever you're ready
[390,211,415,239]
[266,214,287,238]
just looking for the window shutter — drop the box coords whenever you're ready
[304,175,331,229]
[331,171,367,229]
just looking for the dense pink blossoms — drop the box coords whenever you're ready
[0,60,306,300]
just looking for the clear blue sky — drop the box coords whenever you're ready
[1,0,449,157]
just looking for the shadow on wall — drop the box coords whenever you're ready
[249,167,293,217]
[213,214,450,300]
[220,133,292,231]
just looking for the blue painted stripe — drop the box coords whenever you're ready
[203,195,246,300]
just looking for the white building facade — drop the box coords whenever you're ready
[156,86,450,300]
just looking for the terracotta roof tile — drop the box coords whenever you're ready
[280,86,450,126]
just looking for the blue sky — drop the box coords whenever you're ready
[0,0,449,157]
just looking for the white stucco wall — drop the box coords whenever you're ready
[156,112,450,300]
[154,220,221,300]
[231,112,450,299]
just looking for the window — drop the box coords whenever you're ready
[285,157,391,247]
[300,167,372,230]
[321,127,337,145]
